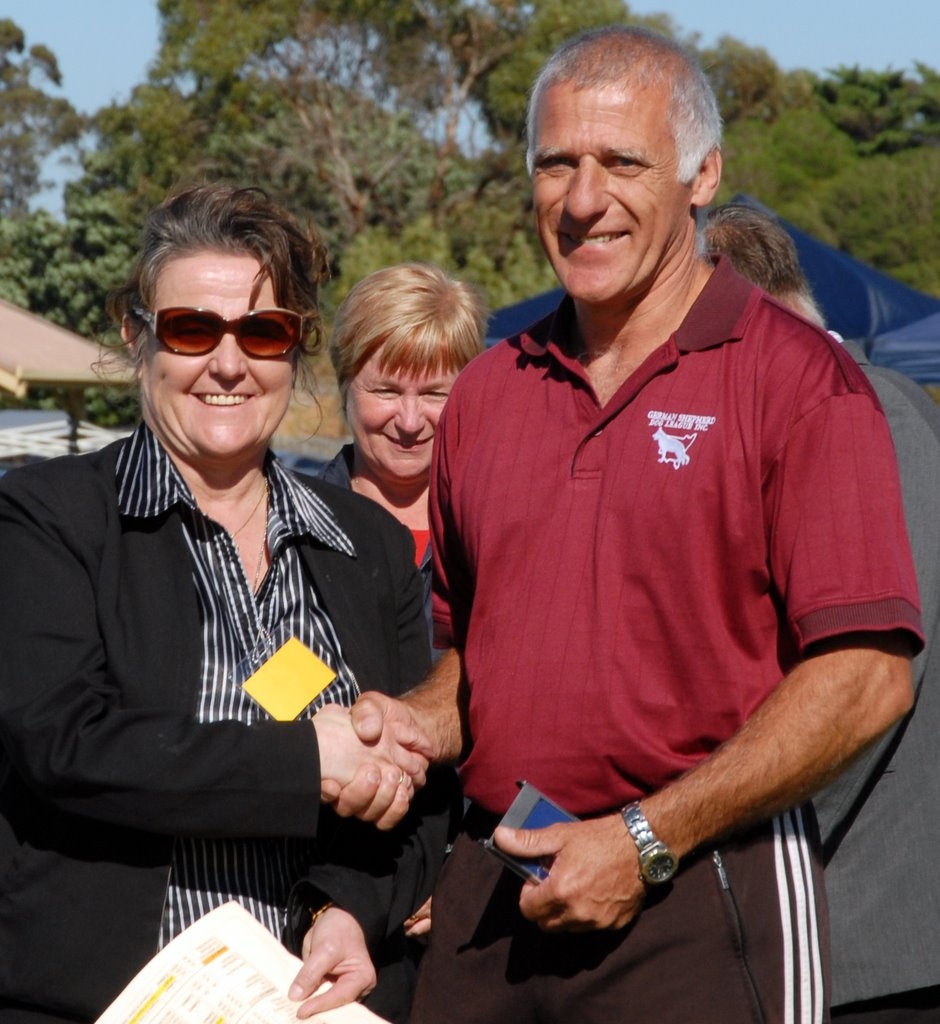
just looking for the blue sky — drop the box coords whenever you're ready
[7,0,937,119]
[628,0,937,75]
[8,0,161,116]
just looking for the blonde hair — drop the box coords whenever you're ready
[329,263,487,403]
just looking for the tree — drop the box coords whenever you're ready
[0,19,83,217]
[719,106,858,219]
[6,2,939,435]
[71,0,672,302]
[0,206,138,425]
[817,67,925,156]
[699,36,811,126]
[818,147,940,295]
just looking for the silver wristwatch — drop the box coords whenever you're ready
[621,802,678,885]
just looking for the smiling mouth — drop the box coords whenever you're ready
[389,437,431,449]
[200,394,247,406]
[565,231,626,246]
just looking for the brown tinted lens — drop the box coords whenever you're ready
[156,309,224,354]
[153,307,301,357]
[236,310,301,357]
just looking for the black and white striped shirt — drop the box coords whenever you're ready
[115,424,359,946]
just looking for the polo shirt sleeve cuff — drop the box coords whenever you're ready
[796,597,924,654]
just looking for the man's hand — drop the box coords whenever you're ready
[288,906,376,1019]
[313,703,427,830]
[493,815,645,932]
[325,650,466,829]
[350,691,438,760]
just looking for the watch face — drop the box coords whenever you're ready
[640,844,677,884]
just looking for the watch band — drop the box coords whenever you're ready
[621,801,678,885]
[622,802,656,847]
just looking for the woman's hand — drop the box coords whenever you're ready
[404,896,433,938]
[288,906,377,1019]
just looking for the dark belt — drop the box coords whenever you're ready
[460,801,502,841]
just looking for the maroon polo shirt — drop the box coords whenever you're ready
[430,259,922,817]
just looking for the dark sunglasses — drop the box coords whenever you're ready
[134,306,303,358]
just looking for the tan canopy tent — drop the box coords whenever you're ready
[0,298,133,457]
[0,297,133,397]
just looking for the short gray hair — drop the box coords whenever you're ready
[525,25,722,185]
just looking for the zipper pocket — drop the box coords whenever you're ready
[712,850,767,1023]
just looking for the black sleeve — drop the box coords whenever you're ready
[0,458,324,839]
[285,479,461,949]
[287,767,461,950]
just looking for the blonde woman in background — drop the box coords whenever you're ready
[320,262,487,655]
[320,263,486,943]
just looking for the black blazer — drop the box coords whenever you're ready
[0,441,453,1021]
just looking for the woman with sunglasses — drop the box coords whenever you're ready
[0,184,455,1024]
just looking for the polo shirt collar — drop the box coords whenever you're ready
[516,256,756,357]
[674,256,755,352]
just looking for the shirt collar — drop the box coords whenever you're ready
[515,256,757,358]
[115,423,355,557]
[116,423,193,518]
[267,458,356,557]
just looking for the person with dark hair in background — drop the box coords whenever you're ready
[706,201,940,1023]
[326,25,923,1024]
[0,183,452,1024]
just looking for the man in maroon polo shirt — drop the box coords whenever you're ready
[335,25,922,1023]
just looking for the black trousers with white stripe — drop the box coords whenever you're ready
[412,806,828,1024]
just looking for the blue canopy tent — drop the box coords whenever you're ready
[731,196,940,345]
[486,195,940,355]
[486,287,563,345]
[486,288,562,346]
[870,312,940,385]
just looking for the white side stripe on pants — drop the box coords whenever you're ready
[773,808,825,1024]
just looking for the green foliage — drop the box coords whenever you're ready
[0,208,68,310]
[816,66,938,155]
[701,36,790,125]
[480,0,639,141]
[719,107,858,213]
[717,63,940,297]
[3,2,940,433]
[0,196,140,427]
[330,216,454,307]
[914,63,940,146]
[0,19,84,216]
[816,147,940,294]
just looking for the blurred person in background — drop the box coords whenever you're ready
[706,201,940,1023]
[321,262,485,941]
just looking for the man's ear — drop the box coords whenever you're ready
[690,148,722,209]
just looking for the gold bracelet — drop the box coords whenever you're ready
[310,901,335,925]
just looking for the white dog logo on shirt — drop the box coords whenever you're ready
[653,426,697,469]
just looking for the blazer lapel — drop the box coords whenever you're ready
[298,540,391,698]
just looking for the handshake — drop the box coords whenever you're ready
[313,692,437,830]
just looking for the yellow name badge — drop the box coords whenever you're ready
[241,637,336,721]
